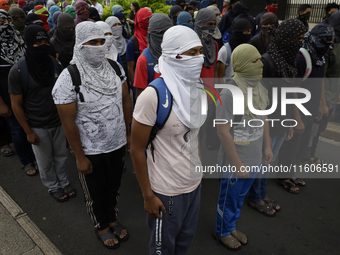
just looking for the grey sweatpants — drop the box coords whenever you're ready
[31,125,69,193]
[147,184,201,255]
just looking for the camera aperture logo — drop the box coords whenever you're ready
[197,81,222,106]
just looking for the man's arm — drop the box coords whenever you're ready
[217,123,248,179]
[316,79,328,121]
[130,118,166,219]
[262,116,273,165]
[0,95,12,117]
[127,60,135,87]
[10,94,39,145]
[292,92,305,134]
[122,81,132,151]
[56,102,93,175]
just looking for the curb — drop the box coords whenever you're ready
[321,123,340,142]
[0,186,63,255]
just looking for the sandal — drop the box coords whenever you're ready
[290,177,306,187]
[32,162,39,171]
[95,229,120,250]
[49,189,69,202]
[110,223,129,242]
[9,143,16,153]
[247,201,276,217]
[311,157,326,165]
[231,230,248,245]
[277,179,299,194]
[1,145,14,157]
[24,164,38,177]
[212,232,241,251]
[263,199,281,212]
[63,184,77,198]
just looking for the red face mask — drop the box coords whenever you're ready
[267,6,278,14]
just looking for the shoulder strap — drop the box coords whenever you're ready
[147,78,173,162]
[299,48,312,82]
[223,42,232,67]
[67,64,84,102]
[18,57,28,95]
[142,48,155,84]
[107,58,124,81]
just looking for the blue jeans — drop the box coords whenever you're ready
[5,114,35,165]
[248,132,287,203]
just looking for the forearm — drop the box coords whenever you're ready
[263,116,271,149]
[292,92,302,122]
[127,61,135,84]
[218,131,243,167]
[62,120,86,160]
[122,82,132,133]
[320,80,327,107]
[11,103,32,135]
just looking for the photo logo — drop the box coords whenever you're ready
[197,81,222,106]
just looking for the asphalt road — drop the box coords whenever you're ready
[0,137,339,255]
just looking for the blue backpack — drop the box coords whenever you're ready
[142,47,155,84]
[146,78,173,162]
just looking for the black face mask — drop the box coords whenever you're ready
[261,26,276,36]
[229,32,251,51]
[27,44,50,60]
[299,12,311,23]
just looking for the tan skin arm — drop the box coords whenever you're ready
[0,95,12,117]
[122,80,132,151]
[262,116,273,165]
[136,88,144,98]
[127,60,135,87]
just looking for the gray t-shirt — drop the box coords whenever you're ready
[218,44,234,81]
[217,88,264,167]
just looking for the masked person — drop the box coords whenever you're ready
[213,43,272,251]
[277,24,334,193]
[297,4,311,31]
[52,21,132,250]
[96,21,122,66]
[47,5,60,28]
[307,11,340,170]
[8,25,75,202]
[8,6,26,36]
[89,7,100,21]
[169,5,182,25]
[25,13,42,26]
[324,2,339,20]
[219,0,241,42]
[46,0,55,12]
[259,19,306,195]
[33,5,49,31]
[18,0,26,8]
[0,0,10,12]
[255,0,278,33]
[177,11,193,29]
[133,13,172,97]
[217,19,251,81]
[51,13,75,68]
[250,12,277,55]
[131,25,206,255]
[229,2,256,38]
[207,5,223,50]
[65,5,76,19]
[111,4,123,15]
[114,11,131,39]
[75,0,90,24]
[0,9,38,176]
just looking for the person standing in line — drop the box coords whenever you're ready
[52,21,132,249]
[131,25,206,255]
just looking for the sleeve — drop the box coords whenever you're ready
[133,55,149,89]
[217,46,228,65]
[133,86,158,127]
[98,4,103,17]
[52,68,77,105]
[126,40,135,62]
[8,63,23,95]
[216,89,233,121]
[296,52,307,79]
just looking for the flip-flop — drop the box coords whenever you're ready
[277,179,299,194]
[1,145,14,157]
[231,230,248,245]
[49,189,69,202]
[110,223,129,242]
[63,184,77,198]
[212,232,241,251]
[290,177,306,187]
[95,229,120,250]
[263,199,281,212]
[247,201,276,217]
[24,165,38,177]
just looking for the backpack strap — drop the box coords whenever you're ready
[131,35,140,60]
[299,48,312,82]
[67,64,85,102]
[147,78,173,162]
[142,48,155,84]
[223,42,232,67]
[107,58,124,81]
[18,57,28,95]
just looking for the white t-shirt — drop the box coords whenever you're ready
[92,2,104,17]
[52,63,126,155]
[133,87,202,196]
[218,44,234,81]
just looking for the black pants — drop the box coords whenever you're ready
[78,146,125,231]
[0,116,12,147]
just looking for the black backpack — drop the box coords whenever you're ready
[67,59,124,102]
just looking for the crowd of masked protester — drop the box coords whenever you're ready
[0,0,340,253]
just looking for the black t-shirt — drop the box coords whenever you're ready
[0,58,12,105]
[8,61,61,128]
[296,51,325,120]
[261,55,295,137]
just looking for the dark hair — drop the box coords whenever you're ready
[209,1,217,6]
[129,2,140,20]
[186,7,194,12]
[325,2,339,14]
[266,0,278,5]
[176,0,185,5]
[230,0,242,6]
[298,4,312,14]
[188,0,197,7]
